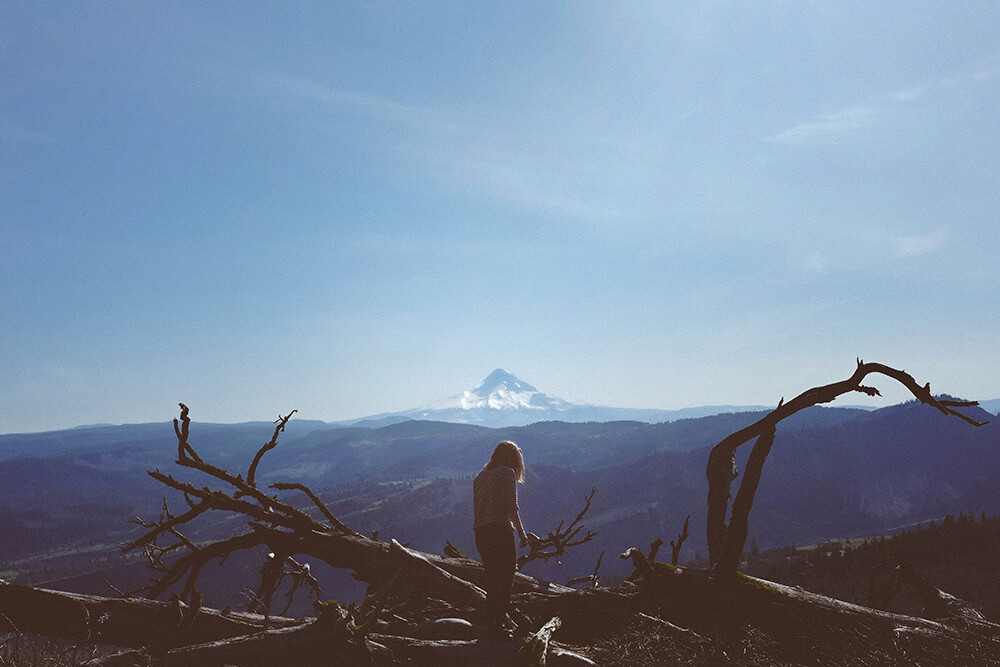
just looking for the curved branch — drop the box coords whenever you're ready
[517,487,598,570]
[269,482,360,537]
[247,411,296,488]
[173,403,199,462]
[706,360,987,574]
[123,501,210,554]
[145,532,268,601]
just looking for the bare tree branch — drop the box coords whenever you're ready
[517,487,599,570]
[124,406,336,609]
[706,359,987,576]
[126,405,571,619]
[269,482,359,536]
[247,411,296,488]
[646,538,664,563]
[670,515,690,566]
[566,551,604,588]
[443,539,470,559]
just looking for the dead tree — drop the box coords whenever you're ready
[91,403,612,664]
[705,360,987,578]
[124,404,594,616]
[670,515,690,566]
[516,486,598,571]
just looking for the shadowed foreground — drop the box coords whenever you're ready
[2,362,994,665]
[4,558,1000,666]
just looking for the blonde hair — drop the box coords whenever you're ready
[485,440,525,483]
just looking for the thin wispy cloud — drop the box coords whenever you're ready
[888,86,925,103]
[210,63,467,137]
[348,230,552,260]
[225,68,637,223]
[973,67,1000,81]
[893,232,946,258]
[274,75,465,136]
[769,105,876,144]
[419,147,630,223]
[769,60,998,146]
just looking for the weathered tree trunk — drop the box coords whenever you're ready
[621,563,1000,665]
[243,523,569,598]
[0,581,299,651]
[715,423,775,576]
[388,539,487,608]
[163,605,378,667]
[705,361,985,574]
[6,565,999,667]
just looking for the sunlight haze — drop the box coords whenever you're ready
[2,2,998,433]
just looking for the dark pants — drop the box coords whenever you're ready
[475,522,516,629]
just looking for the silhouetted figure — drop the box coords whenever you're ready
[473,440,538,637]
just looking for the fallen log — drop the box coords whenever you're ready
[243,524,569,597]
[0,581,300,651]
[622,563,1000,665]
[388,539,487,609]
[370,632,596,667]
[6,566,1000,667]
[162,604,379,667]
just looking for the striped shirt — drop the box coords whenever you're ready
[473,465,518,529]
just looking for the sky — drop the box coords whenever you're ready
[2,2,998,434]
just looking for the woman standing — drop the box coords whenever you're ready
[473,440,537,636]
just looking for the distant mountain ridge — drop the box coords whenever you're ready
[347,368,772,427]
[979,398,1000,415]
[2,390,995,607]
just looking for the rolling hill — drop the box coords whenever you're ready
[2,394,995,611]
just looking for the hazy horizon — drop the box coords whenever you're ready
[4,366,996,436]
[3,3,998,433]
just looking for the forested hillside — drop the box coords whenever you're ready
[744,511,1000,621]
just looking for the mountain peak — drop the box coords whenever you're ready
[473,369,537,395]
[351,370,801,428]
[399,370,575,425]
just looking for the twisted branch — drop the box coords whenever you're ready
[247,411,297,487]
[670,515,690,566]
[706,359,987,577]
[269,482,360,537]
[124,406,341,611]
[517,487,598,570]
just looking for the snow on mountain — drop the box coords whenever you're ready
[422,369,581,414]
[347,369,772,428]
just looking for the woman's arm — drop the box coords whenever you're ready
[511,507,528,547]
[500,466,530,546]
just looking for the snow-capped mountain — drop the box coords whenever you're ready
[423,368,580,414]
[349,369,770,428]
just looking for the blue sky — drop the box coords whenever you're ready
[2,2,998,433]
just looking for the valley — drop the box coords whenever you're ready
[1,395,996,621]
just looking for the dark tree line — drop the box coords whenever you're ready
[744,511,1000,622]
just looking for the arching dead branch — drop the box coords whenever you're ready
[706,360,987,577]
